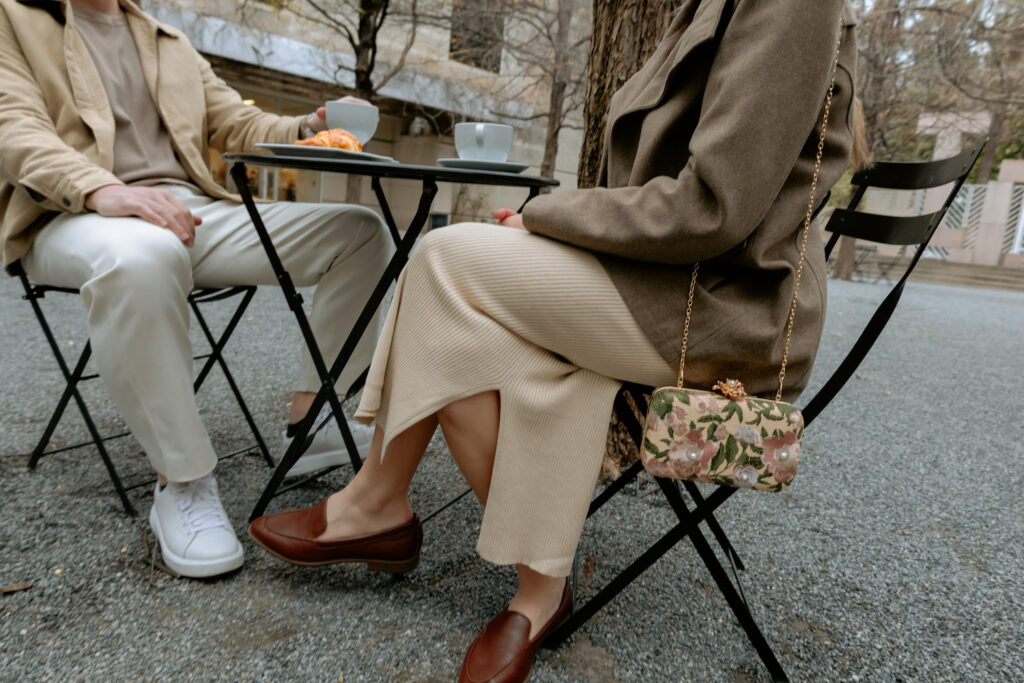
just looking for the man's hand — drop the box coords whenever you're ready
[84,185,200,247]
[494,208,526,230]
[307,95,373,134]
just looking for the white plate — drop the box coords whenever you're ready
[437,158,529,173]
[256,143,396,163]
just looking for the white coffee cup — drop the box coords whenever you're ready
[325,101,379,144]
[454,122,514,162]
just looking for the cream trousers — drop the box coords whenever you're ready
[356,224,676,576]
[22,184,391,482]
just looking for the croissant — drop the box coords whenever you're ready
[294,128,363,152]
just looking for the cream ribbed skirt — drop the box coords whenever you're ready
[355,223,674,576]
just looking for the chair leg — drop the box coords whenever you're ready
[189,291,273,467]
[681,480,746,572]
[28,342,91,469]
[546,518,692,649]
[21,288,137,515]
[64,359,137,516]
[587,460,644,517]
[618,386,746,569]
[660,479,788,682]
[545,485,735,649]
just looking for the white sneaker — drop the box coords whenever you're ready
[148,475,244,578]
[280,405,374,478]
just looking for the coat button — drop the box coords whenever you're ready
[62,197,71,207]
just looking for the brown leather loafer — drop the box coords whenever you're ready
[248,500,422,574]
[459,580,572,683]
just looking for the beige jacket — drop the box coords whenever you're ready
[523,0,858,399]
[0,0,304,272]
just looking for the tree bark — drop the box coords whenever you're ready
[577,0,673,188]
[832,235,857,280]
[353,0,385,101]
[580,0,673,476]
[975,107,1005,183]
[540,78,566,187]
[539,0,575,186]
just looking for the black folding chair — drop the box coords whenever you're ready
[13,261,274,516]
[545,141,987,681]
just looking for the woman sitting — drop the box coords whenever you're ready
[250,1,862,680]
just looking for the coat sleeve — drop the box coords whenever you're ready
[522,0,844,264]
[0,12,121,213]
[199,54,306,153]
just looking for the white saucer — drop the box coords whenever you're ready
[256,143,396,163]
[437,158,529,173]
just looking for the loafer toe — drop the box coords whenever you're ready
[249,500,422,573]
[459,580,572,683]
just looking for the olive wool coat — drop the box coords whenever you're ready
[523,0,858,400]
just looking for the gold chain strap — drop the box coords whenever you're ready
[676,262,700,388]
[775,22,843,401]
[676,18,844,399]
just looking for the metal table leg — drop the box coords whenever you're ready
[236,161,438,521]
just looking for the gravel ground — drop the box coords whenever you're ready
[1,273,1021,682]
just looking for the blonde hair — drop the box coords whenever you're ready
[850,97,872,171]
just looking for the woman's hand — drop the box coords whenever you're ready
[494,208,526,230]
[308,96,373,134]
[84,185,200,247]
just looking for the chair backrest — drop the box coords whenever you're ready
[801,141,987,426]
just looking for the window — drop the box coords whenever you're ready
[449,0,506,73]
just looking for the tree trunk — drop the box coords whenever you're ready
[540,79,565,187]
[832,235,857,280]
[353,0,384,101]
[343,0,388,203]
[577,0,672,188]
[580,0,673,476]
[975,107,1005,183]
[539,0,575,188]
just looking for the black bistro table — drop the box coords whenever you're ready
[223,153,558,521]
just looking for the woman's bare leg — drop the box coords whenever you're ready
[509,565,568,638]
[319,414,436,541]
[437,390,500,503]
[439,390,568,638]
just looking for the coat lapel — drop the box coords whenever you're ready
[61,3,116,169]
[607,0,730,133]
[14,0,64,23]
[125,15,160,107]
[123,2,197,162]
[122,0,180,108]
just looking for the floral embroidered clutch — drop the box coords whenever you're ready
[641,383,804,492]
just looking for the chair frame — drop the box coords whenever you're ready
[544,141,987,681]
[14,263,273,516]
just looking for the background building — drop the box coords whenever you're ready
[143,0,588,229]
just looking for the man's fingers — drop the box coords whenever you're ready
[135,204,170,230]
[151,197,190,238]
[157,190,194,223]
[153,193,197,244]
[134,198,193,246]
[86,187,197,246]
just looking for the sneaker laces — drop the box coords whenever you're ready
[309,403,370,444]
[312,403,343,437]
[173,476,230,534]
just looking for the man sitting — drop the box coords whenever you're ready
[0,0,390,577]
